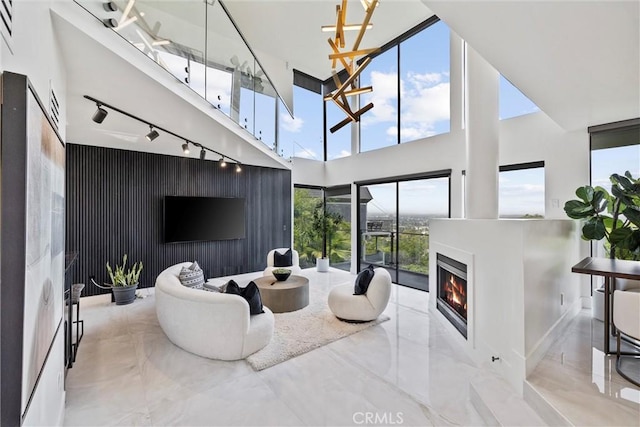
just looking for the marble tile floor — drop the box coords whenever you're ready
[526,311,640,426]
[63,268,638,426]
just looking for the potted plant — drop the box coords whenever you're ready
[564,171,640,260]
[312,202,343,272]
[105,254,143,305]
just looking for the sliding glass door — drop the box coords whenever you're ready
[360,183,398,280]
[358,173,450,291]
[294,185,353,271]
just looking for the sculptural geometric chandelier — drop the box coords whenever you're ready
[323,0,380,133]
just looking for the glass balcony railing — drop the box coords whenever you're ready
[75,0,281,152]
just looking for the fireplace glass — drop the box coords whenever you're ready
[436,253,468,338]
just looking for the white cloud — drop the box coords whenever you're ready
[386,126,397,137]
[407,71,442,86]
[401,82,450,124]
[359,70,450,141]
[280,113,304,133]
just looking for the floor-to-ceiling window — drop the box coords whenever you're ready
[360,46,399,152]
[499,75,540,120]
[325,186,352,271]
[498,162,545,218]
[357,17,450,153]
[357,171,450,291]
[325,99,352,160]
[293,186,324,268]
[278,84,324,160]
[399,19,450,142]
[590,123,640,260]
[294,185,353,270]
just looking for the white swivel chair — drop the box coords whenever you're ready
[263,248,302,276]
[328,267,392,322]
[613,290,640,386]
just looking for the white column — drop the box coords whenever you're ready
[449,30,465,218]
[465,44,499,219]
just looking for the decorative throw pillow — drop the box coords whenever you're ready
[225,280,264,315]
[224,280,241,295]
[203,281,228,293]
[243,281,265,315]
[273,249,293,267]
[178,261,205,289]
[354,265,375,295]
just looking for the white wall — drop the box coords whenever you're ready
[429,219,582,394]
[1,1,68,425]
[499,112,590,219]
[1,0,68,141]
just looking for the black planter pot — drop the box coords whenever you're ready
[111,284,138,305]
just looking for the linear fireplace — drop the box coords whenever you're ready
[436,253,468,339]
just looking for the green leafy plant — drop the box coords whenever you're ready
[312,201,344,259]
[272,268,292,274]
[106,254,143,287]
[564,171,640,260]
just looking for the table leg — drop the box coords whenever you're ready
[604,276,610,354]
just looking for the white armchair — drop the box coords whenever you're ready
[263,248,302,276]
[613,290,640,386]
[328,267,392,322]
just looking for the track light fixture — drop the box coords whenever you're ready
[103,1,118,12]
[103,18,118,28]
[92,104,108,123]
[83,95,242,171]
[145,125,159,142]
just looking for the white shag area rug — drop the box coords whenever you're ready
[246,283,389,371]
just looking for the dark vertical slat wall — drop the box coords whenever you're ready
[66,144,291,296]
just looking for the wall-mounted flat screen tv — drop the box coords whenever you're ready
[164,196,246,243]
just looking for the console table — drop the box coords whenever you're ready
[572,257,640,354]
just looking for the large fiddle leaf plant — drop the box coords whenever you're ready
[564,171,640,260]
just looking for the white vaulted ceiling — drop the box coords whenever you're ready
[423,0,640,131]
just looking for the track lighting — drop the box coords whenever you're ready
[103,1,117,12]
[145,126,159,142]
[92,104,108,123]
[83,95,242,170]
[103,18,118,28]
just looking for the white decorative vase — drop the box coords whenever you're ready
[316,258,329,272]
